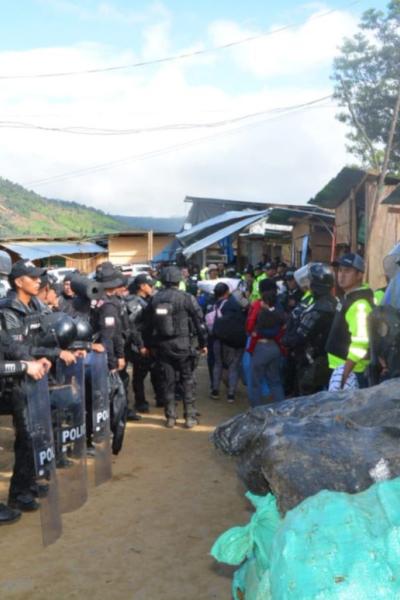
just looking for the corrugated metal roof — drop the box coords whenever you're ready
[310,167,400,209]
[382,184,400,205]
[309,167,367,209]
[184,196,267,227]
[1,241,106,261]
[182,211,269,257]
[178,210,267,246]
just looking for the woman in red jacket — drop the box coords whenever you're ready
[246,279,286,405]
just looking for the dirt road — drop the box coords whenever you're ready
[0,360,249,600]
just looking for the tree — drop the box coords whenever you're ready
[332,1,400,172]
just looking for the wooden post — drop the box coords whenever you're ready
[148,230,154,261]
[350,190,357,253]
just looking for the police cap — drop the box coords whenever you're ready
[11,259,45,279]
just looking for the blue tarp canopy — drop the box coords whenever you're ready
[181,210,269,257]
[1,241,106,261]
[152,238,182,263]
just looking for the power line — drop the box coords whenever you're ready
[0,1,362,80]
[24,97,335,187]
[0,95,332,136]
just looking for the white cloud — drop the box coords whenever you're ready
[0,5,356,217]
[208,6,357,78]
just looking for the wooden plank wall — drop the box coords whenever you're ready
[366,182,400,289]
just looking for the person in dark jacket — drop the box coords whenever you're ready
[0,326,50,524]
[209,283,245,403]
[283,263,336,394]
[58,274,76,314]
[278,270,303,314]
[147,266,207,429]
[94,262,127,373]
[0,259,73,512]
[125,273,163,413]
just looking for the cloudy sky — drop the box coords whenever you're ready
[0,0,387,217]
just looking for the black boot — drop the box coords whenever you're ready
[0,503,21,525]
[127,408,142,421]
[8,492,39,512]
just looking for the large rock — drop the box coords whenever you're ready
[212,379,400,514]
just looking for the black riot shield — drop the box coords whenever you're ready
[52,357,87,513]
[90,351,112,485]
[26,376,62,547]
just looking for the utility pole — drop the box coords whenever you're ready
[365,84,400,280]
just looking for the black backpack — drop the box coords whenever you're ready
[153,302,175,337]
[213,309,247,348]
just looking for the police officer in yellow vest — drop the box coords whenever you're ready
[250,263,267,302]
[179,267,189,292]
[326,253,374,389]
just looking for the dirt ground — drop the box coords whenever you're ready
[0,359,250,600]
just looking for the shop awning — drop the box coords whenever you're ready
[181,210,269,257]
[177,210,268,246]
[1,241,106,261]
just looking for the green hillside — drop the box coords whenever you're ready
[0,177,124,237]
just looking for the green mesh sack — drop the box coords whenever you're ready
[270,477,400,599]
[211,492,280,600]
[212,478,400,599]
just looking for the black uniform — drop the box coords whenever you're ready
[95,295,125,371]
[149,286,207,422]
[284,293,337,394]
[0,330,37,518]
[0,293,62,503]
[125,293,163,410]
[279,285,303,313]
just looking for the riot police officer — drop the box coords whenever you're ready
[125,273,163,413]
[0,259,76,511]
[148,266,207,429]
[283,263,336,394]
[94,262,126,373]
[0,330,49,523]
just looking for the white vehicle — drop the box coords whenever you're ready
[120,264,152,277]
[47,267,78,283]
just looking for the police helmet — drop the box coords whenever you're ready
[0,251,12,276]
[309,263,334,293]
[294,264,312,290]
[160,266,182,285]
[74,317,93,341]
[40,313,78,349]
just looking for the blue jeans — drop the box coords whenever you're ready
[250,340,285,405]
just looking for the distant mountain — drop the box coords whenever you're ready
[113,215,185,234]
[0,177,124,237]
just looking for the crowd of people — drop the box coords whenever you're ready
[191,253,388,406]
[0,245,398,535]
